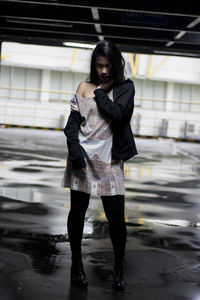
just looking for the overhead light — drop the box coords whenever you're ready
[165,41,174,47]
[94,23,102,33]
[98,35,104,40]
[186,17,200,28]
[91,8,99,20]
[174,31,186,40]
[63,42,95,49]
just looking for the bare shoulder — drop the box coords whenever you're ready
[84,82,96,96]
[76,81,96,98]
[75,81,87,97]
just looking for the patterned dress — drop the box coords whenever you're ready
[61,89,125,196]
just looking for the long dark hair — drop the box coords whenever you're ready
[87,40,125,87]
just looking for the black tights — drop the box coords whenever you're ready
[67,189,127,265]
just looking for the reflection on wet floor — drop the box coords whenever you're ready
[0,128,200,299]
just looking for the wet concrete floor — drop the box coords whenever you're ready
[0,128,200,300]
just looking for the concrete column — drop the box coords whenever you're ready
[165,81,174,111]
[0,41,2,78]
[137,54,149,78]
[40,69,50,103]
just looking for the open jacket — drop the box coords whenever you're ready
[64,78,138,169]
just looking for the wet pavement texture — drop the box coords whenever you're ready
[0,128,200,300]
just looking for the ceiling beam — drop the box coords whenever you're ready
[2,0,200,17]
[1,14,200,35]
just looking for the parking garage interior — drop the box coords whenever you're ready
[0,2,200,300]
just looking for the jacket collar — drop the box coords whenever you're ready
[112,78,133,102]
[118,78,132,86]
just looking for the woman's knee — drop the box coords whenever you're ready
[101,194,125,222]
[70,189,90,212]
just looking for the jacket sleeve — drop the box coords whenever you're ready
[63,95,86,170]
[93,82,135,123]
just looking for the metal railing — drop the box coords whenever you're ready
[0,86,200,139]
[0,85,200,107]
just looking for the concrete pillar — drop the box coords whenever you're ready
[40,69,50,103]
[165,81,174,111]
[0,41,2,78]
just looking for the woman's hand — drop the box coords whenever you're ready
[81,167,86,173]
[96,79,113,91]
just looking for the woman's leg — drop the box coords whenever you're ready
[67,189,90,288]
[101,194,127,290]
[67,189,90,259]
[101,194,127,266]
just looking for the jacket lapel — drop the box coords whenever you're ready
[113,79,132,102]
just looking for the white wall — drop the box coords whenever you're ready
[132,108,200,138]
[2,42,200,85]
[0,98,69,128]
[137,54,200,85]
[1,98,199,139]
[0,42,200,139]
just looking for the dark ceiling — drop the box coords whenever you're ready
[0,0,200,58]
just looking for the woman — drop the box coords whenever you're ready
[61,40,138,290]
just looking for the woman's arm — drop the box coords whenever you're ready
[64,111,86,169]
[64,82,86,170]
[93,81,135,123]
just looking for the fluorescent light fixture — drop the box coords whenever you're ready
[94,23,102,33]
[91,8,99,20]
[98,35,104,40]
[63,42,96,49]
[186,17,200,28]
[165,41,174,47]
[174,31,186,40]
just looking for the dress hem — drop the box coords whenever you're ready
[61,185,125,196]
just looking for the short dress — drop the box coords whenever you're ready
[61,89,125,196]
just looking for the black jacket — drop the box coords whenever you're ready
[64,78,138,169]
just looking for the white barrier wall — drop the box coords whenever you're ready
[137,54,200,85]
[0,99,69,128]
[1,42,200,85]
[0,42,200,139]
[1,98,200,138]
[132,109,200,138]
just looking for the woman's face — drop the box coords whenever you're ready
[95,56,112,83]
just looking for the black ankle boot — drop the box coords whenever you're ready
[71,258,88,288]
[112,263,125,290]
